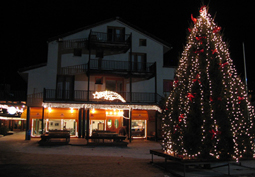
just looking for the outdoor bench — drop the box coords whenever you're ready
[87,130,128,146]
[39,130,70,145]
[149,149,245,177]
[88,135,126,142]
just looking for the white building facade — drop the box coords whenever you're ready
[20,17,175,141]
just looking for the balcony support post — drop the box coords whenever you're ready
[42,106,44,134]
[78,108,82,138]
[87,30,92,101]
[82,107,86,138]
[86,108,90,142]
[154,62,157,103]
[129,107,132,143]
[129,33,132,103]
[155,111,158,142]
[25,106,31,140]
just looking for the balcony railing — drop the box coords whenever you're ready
[61,31,131,50]
[90,59,155,73]
[0,90,26,102]
[58,59,155,76]
[90,31,131,44]
[42,89,162,104]
[62,38,88,49]
[59,64,88,75]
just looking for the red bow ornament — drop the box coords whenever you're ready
[199,5,207,13]
[191,14,197,24]
[187,93,196,102]
[173,124,180,134]
[178,114,184,122]
[219,62,228,69]
[209,129,221,140]
[213,26,221,33]
[196,37,204,41]
[174,77,179,87]
[211,49,218,54]
[194,49,204,54]
[193,74,201,84]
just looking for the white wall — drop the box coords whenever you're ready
[25,19,175,98]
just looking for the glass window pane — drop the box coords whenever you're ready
[114,119,119,128]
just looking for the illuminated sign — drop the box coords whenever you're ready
[93,91,126,102]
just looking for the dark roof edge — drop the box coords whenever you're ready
[47,17,117,42]
[116,17,172,49]
[18,63,47,73]
[47,17,172,49]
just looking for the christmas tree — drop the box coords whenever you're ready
[162,6,254,162]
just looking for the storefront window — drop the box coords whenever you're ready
[114,119,119,128]
[131,120,146,137]
[32,119,43,136]
[44,119,76,136]
[107,119,112,128]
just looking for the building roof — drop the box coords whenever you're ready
[18,17,172,75]
[48,17,172,50]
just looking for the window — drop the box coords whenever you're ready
[131,120,146,137]
[56,75,74,100]
[114,119,119,128]
[105,78,123,92]
[107,27,125,42]
[107,119,112,128]
[163,80,173,92]
[73,48,82,57]
[95,77,103,85]
[131,53,146,71]
[139,39,147,46]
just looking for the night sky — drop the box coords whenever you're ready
[2,0,254,92]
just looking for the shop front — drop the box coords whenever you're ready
[89,108,124,136]
[89,108,148,138]
[131,110,148,138]
[0,104,26,131]
[24,107,79,137]
[27,102,162,141]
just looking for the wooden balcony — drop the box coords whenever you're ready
[89,31,131,53]
[0,90,26,103]
[58,59,156,79]
[61,31,131,54]
[41,89,162,104]
[62,38,88,49]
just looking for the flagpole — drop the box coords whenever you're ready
[242,42,248,93]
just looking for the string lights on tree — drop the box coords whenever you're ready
[162,6,254,162]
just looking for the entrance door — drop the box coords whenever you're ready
[106,117,121,133]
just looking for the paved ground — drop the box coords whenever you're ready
[0,131,255,177]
